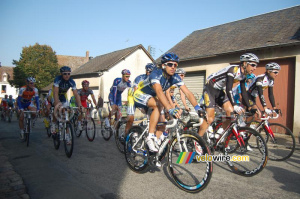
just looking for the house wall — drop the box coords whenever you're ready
[179,45,300,135]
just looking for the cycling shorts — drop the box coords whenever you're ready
[108,93,122,107]
[81,100,88,108]
[19,102,31,110]
[133,89,152,110]
[202,82,229,108]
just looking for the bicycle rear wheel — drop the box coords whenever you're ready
[101,118,112,141]
[64,122,74,158]
[260,123,295,161]
[115,121,126,153]
[225,127,268,177]
[53,123,60,150]
[86,118,96,142]
[168,133,212,193]
[124,126,148,173]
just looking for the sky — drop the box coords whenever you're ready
[0,0,299,66]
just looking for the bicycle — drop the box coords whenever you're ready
[44,107,54,138]
[100,101,127,153]
[73,107,96,142]
[201,111,268,177]
[248,110,295,161]
[53,105,75,158]
[124,114,212,193]
[22,110,37,147]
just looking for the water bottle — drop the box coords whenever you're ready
[215,127,224,139]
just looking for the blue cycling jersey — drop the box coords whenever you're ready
[133,74,148,88]
[109,77,132,105]
[53,76,77,102]
[138,68,184,96]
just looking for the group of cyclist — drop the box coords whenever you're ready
[11,51,281,156]
[0,94,16,121]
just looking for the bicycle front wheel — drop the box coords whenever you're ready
[86,118,96,142]
[73,119,82,138]
[64,122,74,158]
[260,123,295,161]
[26,118,31,147]
[225,127,268,177]
[101,118,112,141]
[168,133,212,193]
[115,121,126,153]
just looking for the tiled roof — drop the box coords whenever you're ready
[0,66,14,82]
[158,6,300,62]
[72,44,153,75]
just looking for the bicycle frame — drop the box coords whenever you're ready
[252,112,280,141]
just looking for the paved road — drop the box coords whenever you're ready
[0,116,300,199]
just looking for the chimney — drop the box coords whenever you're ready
[86,51,90,59]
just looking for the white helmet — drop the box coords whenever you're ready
[266,62,281,70]
[240,53,259,63]
[27,76,36,83]
[175,68,186,75]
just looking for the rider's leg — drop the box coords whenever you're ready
[198,108,215,137]
[146,97,160,152]
[222,101,234,130]
[155,100,166,139]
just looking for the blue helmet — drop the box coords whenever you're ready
[161,52,179,64]
[246,74,256,80]
[145,63,156,72]
[121,69,131,75]
[60,66,71,73]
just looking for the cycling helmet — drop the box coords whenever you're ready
[82,80,89,85]
[4,94,8,98]
[60,66,71,73]
[246,74,256,80]
[121,69,131,75]
[240,53,259,63]
[27,76,36,83]
[9,95,12,98]
[175,68,186,75]
[265,62,281,70]
[161,52,179,64]
[145,63,156,72]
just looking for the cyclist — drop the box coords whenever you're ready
[124,63,156,140]
[17,77,40,139]
[107,69,132,127]
[77,80,97,130]
[246,62,281,118]
[198,53,258,137]
[233,73,256,105]
[133,52,200,153]
[52,66,82,134]
[42,88,54,128]
[166,68,190,111]
[0,95,8,120]
[69,96,77,108]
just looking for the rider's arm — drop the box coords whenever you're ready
[152,84,172,111]
[34,88,40,110]
[179,88,189,110]
[53,86,60,106]
[257,84,267,109]
[240,79,251,109]
[225,74,236,106]
[179,85,198,107]
[165,88,176,108]
[268,86,276,109]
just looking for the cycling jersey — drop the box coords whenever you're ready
[1,98,8,110]
[17,86,39,110]
[127,74,149,115]
[247,74,275,107]
[232,82,251,105]
[133,68,184,109]
[53,76,77,103]
[109,78,131,106]
[78,88,94,108]
[204,65,250,108]
[7,99,15,107]
[69,96,77,108]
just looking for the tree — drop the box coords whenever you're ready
[10,43,60,90]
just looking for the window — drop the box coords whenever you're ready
[2,73,7,82]
[1,85,6,93]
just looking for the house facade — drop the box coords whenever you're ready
[158,6,300,134]
[0,66,18,99]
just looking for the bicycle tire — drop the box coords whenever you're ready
[86,118,96,142]
[168,133,212,193]
[260,123,295,161]
[124,126,149,173]
[26,118,31,147]
[73,119,82,138]
[115,121,126,153]
[64,122,74,158]
[101,118,112,141]
[224,127,268,177]
[53,123,60,150]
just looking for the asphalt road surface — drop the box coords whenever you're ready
[0,116,299,199]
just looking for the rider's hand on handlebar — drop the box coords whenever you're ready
[264,108,272,115]
[234,105,244,115]
[168,107,181,119]
[273,109,281,115]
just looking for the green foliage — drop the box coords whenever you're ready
[10,43,60,90]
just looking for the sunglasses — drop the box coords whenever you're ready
[124,76,130,78]
[247,63,257,67]
[272,71,279,75]
[63,73,71,76]
[29,82,34,85]
[83,84,89,86]
[165,63,178,68]
[179,74,185,77]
